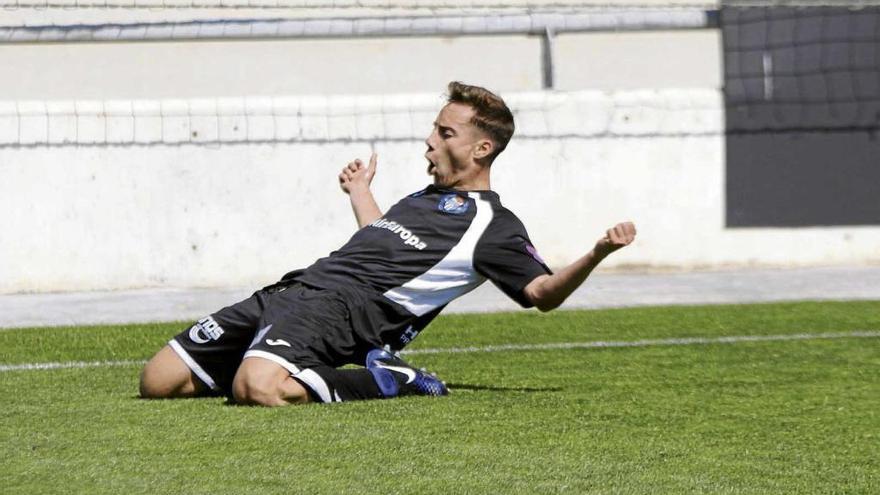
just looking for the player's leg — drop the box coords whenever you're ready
[231,284,381,406]
[231,356,312,406]
[229,285,383,406]
[139,344,206,398]
[233,354,399,406]
[139,291,268,399]
[231,351,449,406]
[230,284,446,406]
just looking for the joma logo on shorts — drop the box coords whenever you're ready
[189,316,224,344]
[369,218,427,250]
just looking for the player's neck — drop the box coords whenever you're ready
[441,167,491,192]
[454,176,490,191]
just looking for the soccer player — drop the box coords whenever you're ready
[139,82,636,406]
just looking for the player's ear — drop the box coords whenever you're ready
[472,138,495,161]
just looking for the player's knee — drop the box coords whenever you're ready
[232,376,277,407]
[232,356,312,406]
[139,361,173,399]
[139,345,200,399]
[231,370,282,406]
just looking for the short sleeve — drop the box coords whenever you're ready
[473,212,552,308]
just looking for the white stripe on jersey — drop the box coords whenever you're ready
[382,192,493,316]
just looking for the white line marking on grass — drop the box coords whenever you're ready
[0,359,145,372]
[1,331,878,373]
[401,330,880,355]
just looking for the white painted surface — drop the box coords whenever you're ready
[0,36,541,100]
[554,30,723,90]
[1,88,879,294]
[0,90,721,146]
[0,30,718,99]
[0,19,876,295]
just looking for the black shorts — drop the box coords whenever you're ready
[169,283,371,395]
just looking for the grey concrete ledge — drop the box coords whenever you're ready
[2,265,879,329]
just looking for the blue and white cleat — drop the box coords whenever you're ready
[366,348,448,398]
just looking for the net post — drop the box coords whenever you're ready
[541,25,555,90]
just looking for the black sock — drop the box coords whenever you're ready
[292,366,382,403]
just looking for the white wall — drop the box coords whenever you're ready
[555,30,722,90]
[0,36,542,99]
[1,24,877,295]
[2,89,879,294]
[0,30,715,99]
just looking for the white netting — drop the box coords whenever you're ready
[0,90,722,147]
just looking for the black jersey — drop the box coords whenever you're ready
[280,185,552,350]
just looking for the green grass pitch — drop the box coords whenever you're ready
[1,301,879,494]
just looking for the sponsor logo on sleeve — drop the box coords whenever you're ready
[437,194,469,215]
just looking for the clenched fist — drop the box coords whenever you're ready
[594,222,637,258]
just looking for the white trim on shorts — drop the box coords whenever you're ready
[292,368,339,403]
[168,339,221,392]
[242,350,343,403]
[242,349,302,375]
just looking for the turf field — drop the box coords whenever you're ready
[2,301,879,494]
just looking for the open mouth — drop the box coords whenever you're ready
[425,151,436,175]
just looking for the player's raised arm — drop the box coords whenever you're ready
[523,222,637,312]
[338,152,383,228]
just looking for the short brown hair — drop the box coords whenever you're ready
[446,81,515,162]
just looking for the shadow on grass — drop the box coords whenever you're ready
[446,382,562,393]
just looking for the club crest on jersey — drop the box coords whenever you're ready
[438,194,469,215]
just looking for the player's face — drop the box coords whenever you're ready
[424,102,490,189]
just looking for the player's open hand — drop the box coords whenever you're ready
[594,222,637,258]
[339,152,378,195]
